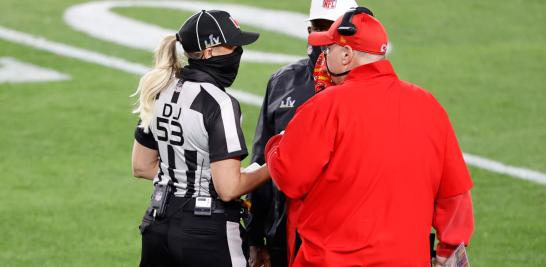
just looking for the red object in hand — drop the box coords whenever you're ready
[313,52,333,93]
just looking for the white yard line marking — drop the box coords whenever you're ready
[463,154,546,185]
[227,89,264,107]
[0,57,70,83]
[0,25,259,106]
[0,26,149,74]
[0,25,544,185]
[64,1,306,64]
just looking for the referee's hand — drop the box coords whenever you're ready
[432,256,447,267]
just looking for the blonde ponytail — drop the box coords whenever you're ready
[132,34,181,132]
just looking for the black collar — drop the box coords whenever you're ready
[178,66,224,90]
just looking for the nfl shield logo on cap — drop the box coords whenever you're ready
[323,0,337,9]
[308,0,357,21]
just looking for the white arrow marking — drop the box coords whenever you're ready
[0,57,70,83]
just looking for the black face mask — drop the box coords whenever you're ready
[307,44,322,68]
[188,46,243,88]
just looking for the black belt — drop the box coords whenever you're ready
[176,197,240,214]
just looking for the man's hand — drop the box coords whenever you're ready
[249,246,271,267]
[433,255,447,267]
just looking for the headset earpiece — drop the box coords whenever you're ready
[337,11,358,36]
[337,7,374,36]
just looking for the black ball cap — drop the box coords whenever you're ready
[177,10,260,53]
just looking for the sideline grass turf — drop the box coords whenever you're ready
[0,0,544,266]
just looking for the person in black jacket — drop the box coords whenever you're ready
[246,1,357,266]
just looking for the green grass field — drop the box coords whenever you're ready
[0,0,544,266]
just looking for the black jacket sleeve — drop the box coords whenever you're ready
[245,59,314,247]
[250,79,275,165]
[246,78,276,246]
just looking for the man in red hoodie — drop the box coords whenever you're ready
[265,8,474,267]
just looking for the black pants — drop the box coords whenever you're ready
[265,219,288,267]
[140,197,247,267]
[267,247,288,267]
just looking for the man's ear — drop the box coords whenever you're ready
[307,26,312,34]
[341,46,353,65]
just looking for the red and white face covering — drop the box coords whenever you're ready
[312,52,334,93]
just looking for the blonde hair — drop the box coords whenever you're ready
[132,35,181,132]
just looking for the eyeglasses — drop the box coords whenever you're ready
[320,44,353,56]
[320,45,332,55]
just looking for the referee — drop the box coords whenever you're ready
[131,10,269,266]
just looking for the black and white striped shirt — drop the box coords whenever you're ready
[135,69,247,198]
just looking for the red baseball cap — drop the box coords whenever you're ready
[308,12,388,55]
